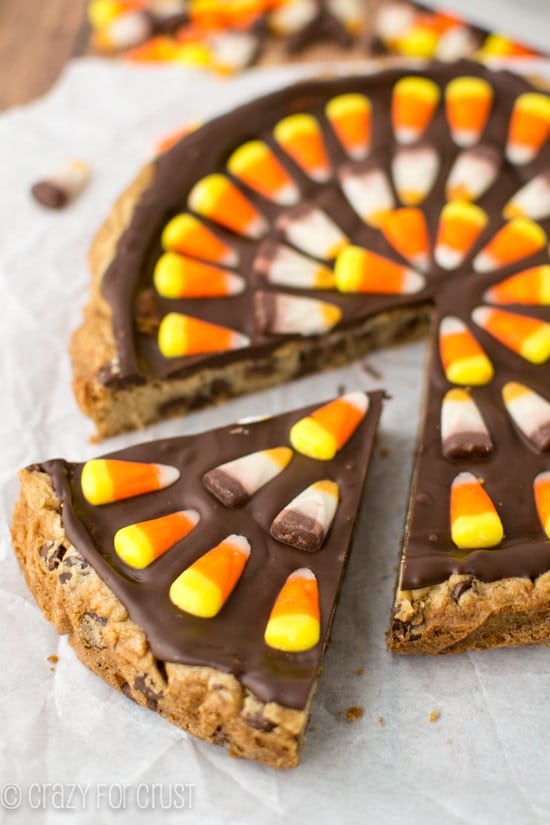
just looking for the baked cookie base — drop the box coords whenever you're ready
[12,467,310,768]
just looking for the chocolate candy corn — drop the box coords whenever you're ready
[264,569,320,652]
[227,140,299,205]
[502,382,550,452]
[114,510,200,569]
[381,208,431,271]
[473,219,546,273]
[392,144,439,205]
[153,253,245,299]
[506,93,550,165]
[484,266,550,306]
[273,114,330,182]
[161,214,238,267]
[169,534,250,618]
[203,447,292,507]
[339,163,395,228]
[392,76,440,144]
[269,0,317,34]
[254,291,342,336]
[81,459,180,506]
[158,313,249,358]
[435,202,488,270]
[445,77,493,147]
[253,241,334,289]
[334,245,425,295]
[31,159,91,210]
[450,472,504,549]
[439,316,493,385]
[472,306,550,365]
[276,205,348,260]
[188,174,267,239]
[290,391,368,460]
[270,479,339,552]
[445,145,500,202]
[534,472,550,538]
[502,173,550,222]
[441,388,492,459]
[325,93,371,160]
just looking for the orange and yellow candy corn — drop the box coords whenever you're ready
[472,306,550,365]
[450,472,504,549]
[290,391,369,460]
[169,534,250,618]
[506,93,550,165]
[392,144,439,205]
[435,202,488,270]
[114,510,200,569]
[335,245,425,295]
[158,313,249,358]
[439,316,493,385]
[445,146,500,202]
[445,77,493,147]
[188,174,267,238]
[534,472,550,538]
[161,213,237,267]
[392,76,440,144]
[273,114,330,182]
[473,219,546,273]
[81,458,180,506]
[502,382,550,452]
[153,252,245,299]
[325,93,371,160]
[264,568,320,652]
[381,208,430,271]
[484,265,550,306]
[227,140,299,205]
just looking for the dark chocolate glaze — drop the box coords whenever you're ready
[42,393,383,710]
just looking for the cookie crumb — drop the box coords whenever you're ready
[346,706,363,722]
[378,716,385,727]
[445,738,453,745]
[355,667,364,676]
[429,710,441,723]
[47,655,59,664]
[362,361,382,380]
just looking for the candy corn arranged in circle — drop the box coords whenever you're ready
[153,253,245,299]
[435,202,488,270]
[483,265,550,306]
[270,479,339,552]
[392,76,440,144]
[445,145,500,202]
[506,93,550,165]
[269,0,317,34]
[169,534,251,618]
[502,382,550,452]
[439,316,494,385]
[290,391,369,460]
[334,245,425,295]
[114,510,200,569]
[158,313,249,358]
[339,163,395,228]
[276,206,349,260]
[472,306,550,364]
[445,77,493,147]
[81,459,180,506]
[203,447,292,507]
[325,93,371,160]
[450,472,504,549]
[273,114,330,182]
[227,140,299,205]
[440,388,492,459]
[161,213,238,267]
[253,241,335,289]
[188,174,267,238]
[502,172,550,222]
[533,472,550,538]
[254,291,342,336]
[381,208,431,271]
[264,568,320,652]
[392,144,440,205]
[473,219,547,273]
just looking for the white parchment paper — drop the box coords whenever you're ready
[1,58,550,825]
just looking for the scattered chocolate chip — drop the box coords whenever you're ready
[451,578,474,603]
[133,675,162,711]
[121,682,136,702]
[243,712,276,732]
[40,542,67,571]
[58,572,72,584]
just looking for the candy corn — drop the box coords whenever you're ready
[445,145,500,202]
[276,205,349,260]
[445,77,493,147]
[334,245,425,295]
[227,140,299,205]
[188,174,267,239]
[374,1,416,49]
[270,479,339,552]
[483,265,550,306]
[253,241,335,289]
[81,459,180,506]
[269,0,317,34]
[502,382,550,452]
[273,114,330,182]
[381,208,431,271]
[161,214,238,267]
[290,391,368,460]
[169,534,250,618]
[392,144,439,205]
[93,10,152,51]
[473,219,547,273]
[254,291,342,336]
[440,388,492,459]
[506,93,550,165]
[439,316,494,385]
[450,472,504,549]
[114,510,200,569]
[472,306,550,365]
[392,76,440,144]
[327,0,364,34]
[203,447,292,507]
[434,202,488,270]
[502,172,550,222]
[325,94,371,160]
[158,313,249,358]
[339,163,395,228]
[264,568,320,652]
[31,159,91,210]
[153,253,245,299]
[435,25,478,61]
[534,472,550,538]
